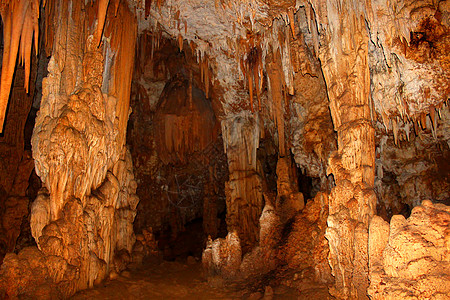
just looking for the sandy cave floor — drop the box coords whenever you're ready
[71,259,333,300]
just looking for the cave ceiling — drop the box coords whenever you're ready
[0,0,448,139]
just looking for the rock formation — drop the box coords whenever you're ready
[279,192,332,286]
[0,48,38,262]
[0,0,447,299]
[1,0,139,298]
[368,200,450,299]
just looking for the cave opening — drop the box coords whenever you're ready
[128,33,229,262]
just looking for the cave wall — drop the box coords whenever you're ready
[0,0,447,298]
[140,1,448,298]
[0,0,139,298]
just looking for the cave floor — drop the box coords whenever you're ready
[71,259,332,299]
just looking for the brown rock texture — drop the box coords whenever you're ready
[312,1,377,298]
[0,1,138,298]
[279,192,332,286]
[368,200,450,299]
[222,112,264,253]
[0,0,448,298]
[154,74,218,164]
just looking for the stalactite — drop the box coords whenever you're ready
[392,118,398,145]
[239,40,264,113]
[178,33,183,52]
[381,111,389,132]
[104,1,137,147]
[21,17,33,93]
[267,53,286,157]
[189,70,193,111]
[205,58,210,98]
[288,9,295,37]
[44,0,56,56]
[252,64,261,111]
[221,112,262,253]
[198,53,210,99]
[114,0,121,16]
[248,65,254,112]
[155,75,217,164]
[0,0,40,133]
[420,113,427,130]
[145,0,152,18]
[96,0,110,47]
[429,105,436,131]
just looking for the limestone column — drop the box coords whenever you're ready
[314,1,377,298]
[222,112,263,254]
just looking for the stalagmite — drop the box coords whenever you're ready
[0,1,138,298]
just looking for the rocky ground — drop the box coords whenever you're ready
[71,258,333,300]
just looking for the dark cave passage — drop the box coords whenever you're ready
[128,34,229,263]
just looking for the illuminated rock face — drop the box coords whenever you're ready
[278,192,333,285]
[0,1,138,298]
[368,200,450,299]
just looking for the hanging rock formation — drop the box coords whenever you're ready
[222,112,264,253]
[0,59,37,261]
[0,0,448,299]
[0,0,40,133]
[154,74,218,164]
[0,0,138,298]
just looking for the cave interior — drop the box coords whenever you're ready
[0,0,449,299]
